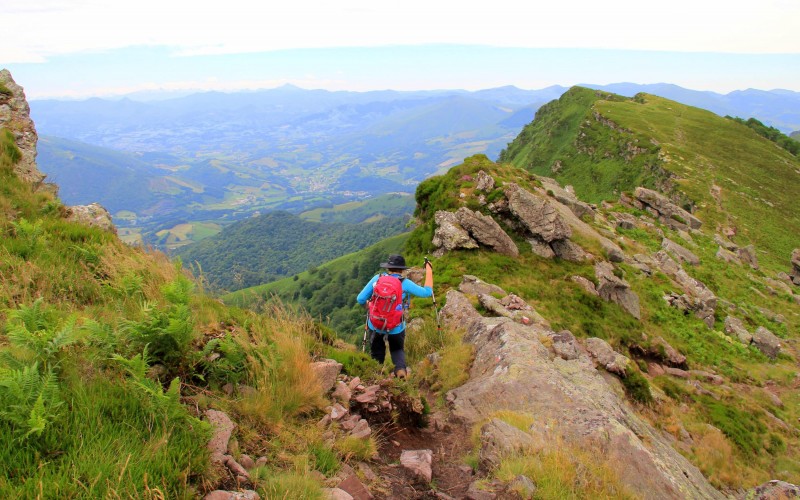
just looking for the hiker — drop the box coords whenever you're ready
[357,254,433,378]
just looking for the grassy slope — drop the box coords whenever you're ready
[502,86,800,270]
[0,128,365,498]
[401,149,799,489]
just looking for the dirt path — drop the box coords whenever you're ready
[369,409,476,499]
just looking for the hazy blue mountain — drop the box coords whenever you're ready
[30,83,800,250]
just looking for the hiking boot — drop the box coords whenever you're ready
[395,368,407,379]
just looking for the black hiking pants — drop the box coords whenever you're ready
[370,330,406,373]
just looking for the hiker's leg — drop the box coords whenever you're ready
[387,331,407,373]
[370,332,386,363]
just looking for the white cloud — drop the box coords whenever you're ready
[2,0,799,63]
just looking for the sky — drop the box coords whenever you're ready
[1,0,799,99]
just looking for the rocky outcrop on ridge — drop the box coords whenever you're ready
[440,289,723,499]
[0,69,49,190]
[65,202,117,234]
[1,70,117,234]
[653,250,717,328]
[431,207,518,257]
[628,187,702,231]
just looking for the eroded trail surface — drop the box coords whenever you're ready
[371,408,477,499]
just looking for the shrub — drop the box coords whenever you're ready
[621,369,653,404]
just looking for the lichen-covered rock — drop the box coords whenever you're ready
[584,337,630,376]
[662,238,699,266]
[752,326,781,359]
[505,183,572,242]
[551,239,588,262]
[475,170,496,191]
[478,419,537,472]
[432,210,478,256]
[454,207,519,257]
[790,248,800,286]
[440,290,483,331]
[594,262,641,319]
[458,275,507,297]
[715,246,741,264]
[536,176,595,220]
[447,314,723,499]
[65,202,117,234]
[652,251,716,328]
[206,410,236,457]
[0,70,47,188]
[400,449,433,483]
[634,187,702,230]
[311,359,344,393]
[740,480,800,500]
[570,275,598,296]
[724,316,753,344]
[737,244,759,270]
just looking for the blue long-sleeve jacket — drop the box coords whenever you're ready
[357,273,432,334]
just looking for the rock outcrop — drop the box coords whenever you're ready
[536,176,595,220]
[632,187,702,231]
[662,238,700,266]
[652,251,716,328]
[505,183,572,243]
[790,249,800,286]
[65,202,117,234]
[752,326,782,359]
[446,297,723,499]
[594,261,641,319]
[0,69,47,189]
[432,208,518,257]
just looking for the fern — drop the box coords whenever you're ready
[113,348,186,421]
[4,310,80,372]
[0,363,63,441]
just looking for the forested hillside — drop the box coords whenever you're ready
[177,211,409,291]
[224,233,410,340]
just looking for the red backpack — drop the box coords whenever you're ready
[368,274,406,332]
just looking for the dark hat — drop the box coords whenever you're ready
[380,254,408,270]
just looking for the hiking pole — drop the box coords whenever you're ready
[424,257,442,342]
[361,306,370,353]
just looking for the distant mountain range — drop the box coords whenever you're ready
[30,83,800,248]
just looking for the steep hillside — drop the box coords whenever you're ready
[177,211,409,292]
[399,153,799,495]
[500,86,800,270]
[0,70,404,500]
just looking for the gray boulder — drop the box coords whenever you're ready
[595,262,641,319]
[790,249,800,286]
[551,239,588,262]
[478,418,537,472]
[432,210,478,256]
[716,247,741,264]
[737,244,759,270]
[439,290,483,331]
[458,275,507,297]
[723,316,753,344]
[447,314,723,499]
[537,176,595,220]
[752,326,781,359]
[475,170,496,191]
[740,480,800,499]
[634,187,702,230]
[505,183,572,242]
[455,207,519,257]
[311,359,343,393]
[652,251,716,328]
[662,238,700,266]
[66,202,117,234]
[584,337,630,376]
